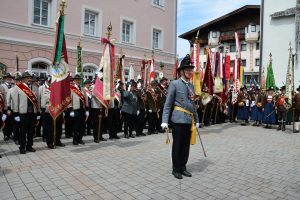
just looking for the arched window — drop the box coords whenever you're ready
[31,62,49,79]
[83,65,97,80]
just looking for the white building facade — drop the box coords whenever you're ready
[261,0,300,88]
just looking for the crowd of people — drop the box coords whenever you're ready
[0,67,299,158]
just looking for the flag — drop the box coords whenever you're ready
[285,49,293,108]
[266,59,276,89]
[93,68,109,109]
[116,54,125,82]
[240,66,245,86]
[173,56,179,80]
[202,50,214,95]
[48,3,71,119]
[77,41,84,86]
[149,56,156,83]
[225,55,230,81]
[192,42,200,71]
[101,38,115,100]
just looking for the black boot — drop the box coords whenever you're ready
[282,123,286,131]
[277,124,281,131]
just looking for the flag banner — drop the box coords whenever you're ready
[173,57,179,80]
[77,43,84,86]
[225,55,230,81]
[192,43,200,71]
[202,50,214,95]
[266,59,276,89]
[235,32,241,58]
[49,5,71,120]
[214,52,219,77]
[240,66,245,86]
[285,49,293,108]
[149,57,156,83]
[141,60,147,80]
[219,53,223,78]
[193,71,201,95]
[101,38,115,100]
[116,54,125,81]
[129,64,135,81]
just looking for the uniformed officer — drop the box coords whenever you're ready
[83,79,93,136]
[237,86,250,125]
[12,71,40,154]
[146,80,161,134]
[136,79,147,136]
[250,86,264,126]
[158,77,168,132]
[40,76,65,148]
[32,75,42,138]
[0,73,14,141]
[161,54,200,179]
[121,81,138,138]
[70,74,89,145]
[293,85,300,133]
[276,86,287,131]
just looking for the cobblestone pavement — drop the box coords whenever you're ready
[0,123,300,200]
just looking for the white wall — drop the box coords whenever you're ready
[262,0,299,88]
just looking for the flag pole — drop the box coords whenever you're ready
[291,43,296,133]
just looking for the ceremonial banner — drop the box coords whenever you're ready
[116,54,125,82]
[266,60,276,89]
[285,48,293,108]
[225,55,230,81]
[129,64,135,81]
[193,71,201,95]
[173,56,179,80]
[202,50,214,95]
[149,57,156,83]
[77,42,84,87]
[101,38,115,100]
[49,3,71,119]
[93,58,109,109]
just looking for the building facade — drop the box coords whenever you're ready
[0,0,177,81]
[179,5,260,85]
[261,0,299,87]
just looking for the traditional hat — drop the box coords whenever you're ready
[137,79,144,83]
[160,77,168,82]
[177,54,195,72]
[14,72,22,80]
[130,80,137,86]
[151,80,158,86]
[3,73,13,79]
[280,86,286,91]
[72,74,82,80]
[21,71,32,79]
[84,79,92,85]
[267,86,275,91]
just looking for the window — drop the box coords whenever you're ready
[255,58,260,66]
[124,67,130,82]
[32,62,49,78]
[153,29,162,49]
[241,59,246,67]
[122,20,133,43]
[256,42,260,50]
[84,10,97,36]
[230,45,236,52]
[153,0,164,7]
[212,31,217,38]
[241,44,247,51]
[251,25,256,32]
[33,0,50,26]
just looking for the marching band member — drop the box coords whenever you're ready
[263,86,276,129]
[70,74,89,145]
[162,54,199,179]
[250,86,263,126]
[158,77,168,133]
[12,71,40,154]
[293,85,300,133]
[237,86,250,126]
[121,81,138,138]
[146,80,161,134]
[276,86,287,131]
[41,76,65,149]
[0,73,14,141]
[136,79,147,136]
[83,79,93,136]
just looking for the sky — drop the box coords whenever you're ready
[177,0,261,58]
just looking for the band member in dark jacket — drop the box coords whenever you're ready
[250,86,263,126]
[293,85,300,133]
[237,86,250,125]
[136,79,147,136]
[161,54,199,179]
[263,86,276,128]
[276,86,287,131]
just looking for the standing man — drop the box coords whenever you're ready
[293,85,300,133]
[83,79,93,136]
[12,72,40,154]
[237,86,250,126]
[276,86,287,131]
[147,80,161,134]
[158,77,168,133]
[136,79,147,136]
[161,54,200,179]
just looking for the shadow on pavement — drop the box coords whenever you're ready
[187,158,213,173]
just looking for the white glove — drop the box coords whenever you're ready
[70,111,75,117]
[161,123,168,129]
[116,83,120,90]
[196,123,200,128]
[14,116,20,122]
[127,84,131,92]
[2,114,7,122]
[37,115,41,120]
[148,109,152,113]
[137,110,140,116]
[85,111,89,117]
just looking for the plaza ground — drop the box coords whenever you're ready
[0,123,300,200]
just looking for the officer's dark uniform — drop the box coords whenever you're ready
[146,80,161,134]
[136,79,146,136]
[276,86,287,131]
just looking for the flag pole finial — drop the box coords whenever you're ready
[269,53,272,62]
[151,50,154,59]
[106,23,112,39]
[78,37,82,47]
[289,41,292,52]
[60,0,66,15]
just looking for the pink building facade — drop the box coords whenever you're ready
[0,0,177,81]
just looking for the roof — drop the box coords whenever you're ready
[179,5,260,41]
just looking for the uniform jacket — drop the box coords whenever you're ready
[294,93,300,109]
[162,78,199,124]
[136,88,146,110]
[146,88,161,112]
[0,82,11,110]
[40,83,51,113]
[70,84,89,110]
[121,91,138,115]
[12,83,39,114]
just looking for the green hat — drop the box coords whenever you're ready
[21,71,32,79]
[267,86,275,91]
[84,79,92,84]
[177,54,195,72]
[3,73,13,79]
[151,80,158,86]
[73,74,82,80]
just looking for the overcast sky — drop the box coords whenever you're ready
[177,0,261,58]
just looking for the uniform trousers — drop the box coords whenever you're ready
[108,108,120,138]
[64,109,73,138]
[122,112,136,136]
[136,109,145,135]
[3,115,13,139]
[277,106,286,123]
[73,109,85,143]
[19,113,35,150]
[148,112,160,133]
[171,122,192,173]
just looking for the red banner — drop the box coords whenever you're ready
[225,55,230,81]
